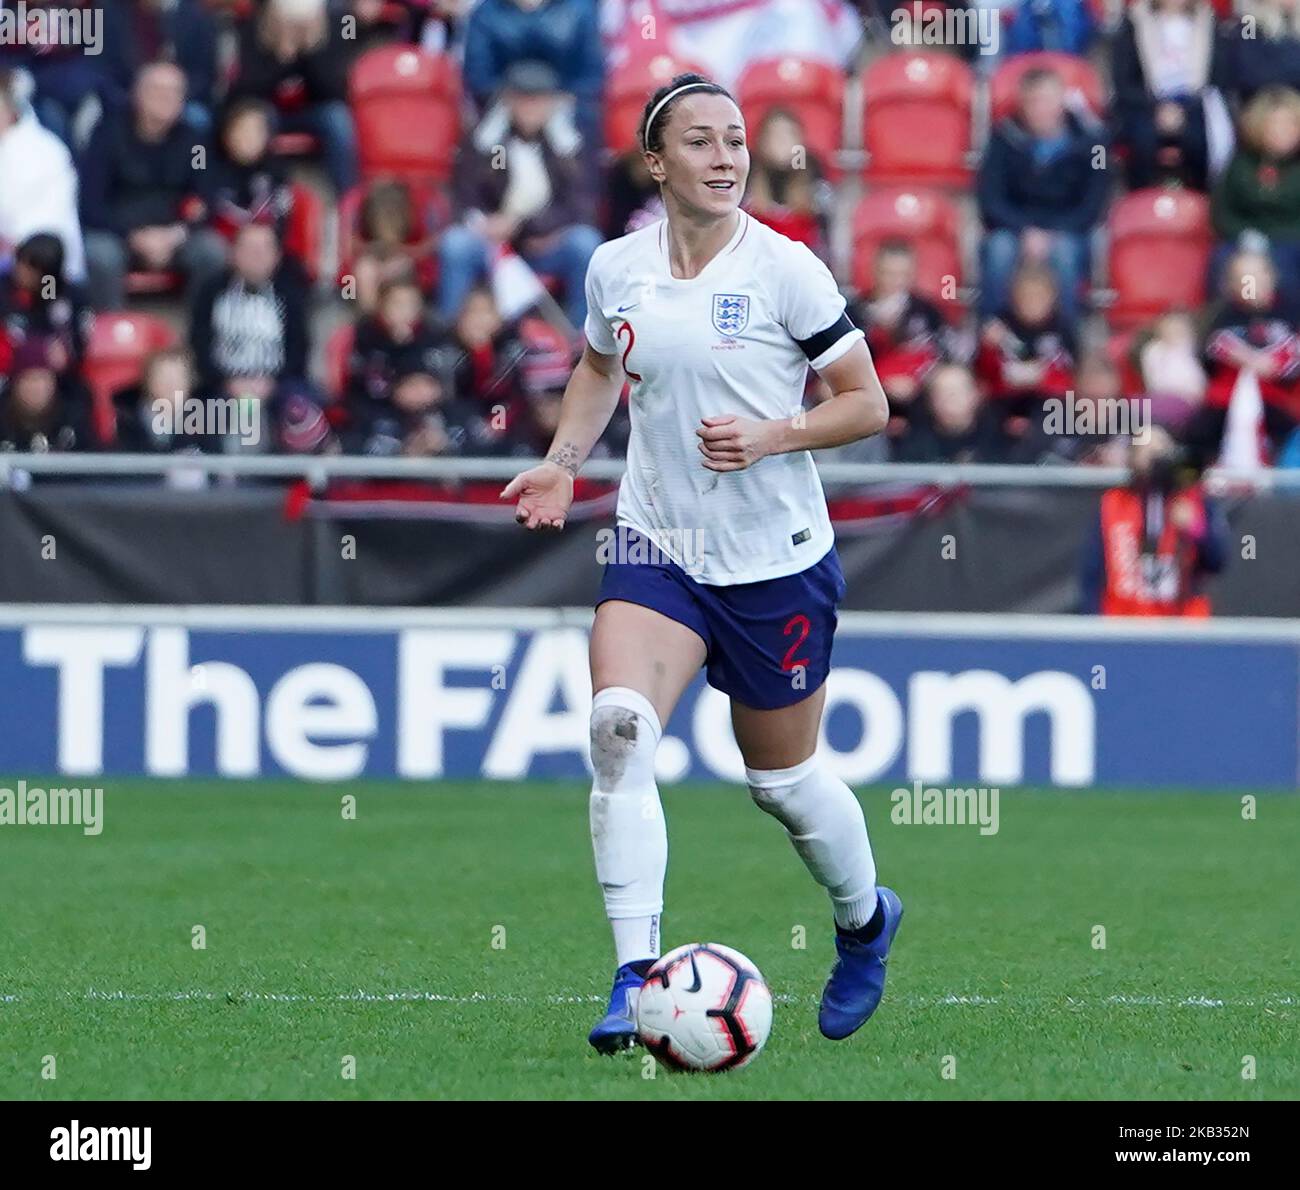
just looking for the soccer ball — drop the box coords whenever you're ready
[636,942,773,1072]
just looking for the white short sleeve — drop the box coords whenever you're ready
[583,252,618,356]
[777,241,864,371]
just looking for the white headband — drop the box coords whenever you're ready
[643,82,714,146]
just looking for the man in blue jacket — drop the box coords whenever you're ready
[462,0,604,158]
[977,67,1111,331]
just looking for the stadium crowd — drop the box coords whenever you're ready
[0,0,1298,470]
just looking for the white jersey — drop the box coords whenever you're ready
[583,210,863,586]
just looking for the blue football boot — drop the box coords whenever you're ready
[818,887,904,1040]
[588,960,652,1054]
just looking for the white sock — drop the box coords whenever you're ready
[611,916,660,967]
[746,755,878,930]
[589,687,666,965]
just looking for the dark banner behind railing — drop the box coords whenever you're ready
[2,485,1298,614]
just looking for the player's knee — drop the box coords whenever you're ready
[746,756,821,826]
[747,779,789,817]
[589,687,661,792]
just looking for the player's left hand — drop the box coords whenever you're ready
[696,416,779,472]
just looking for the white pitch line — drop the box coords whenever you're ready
[0,990,1294,1008]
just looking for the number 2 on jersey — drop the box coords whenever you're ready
[616,321,642,382]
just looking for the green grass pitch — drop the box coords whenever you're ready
[1,779,1296,1100]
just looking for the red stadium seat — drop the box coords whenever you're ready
[851,188,965,319]
[736,56,845,179]
[283,181,324,284]
[861,52,974,188]
[349,46,461,184]
[989,52,1108,126]
[324,321,356,402]
[604,51,707,157]
[1106,188,1212,329]
[83,312,178,444]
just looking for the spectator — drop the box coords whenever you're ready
[464,0,605,161]
[1137,310,1208,431]
[892,363,1018,463]
[80,61,227,310]
[743,108,831,257]
[0,0,111,149]
[347,276,455,411]
[343,286,504,457]
[850,241,952,427]
[0,233,92,394]
[351,179,439,315]
[0,69,86,283]
[440,60,602,328]
[1020,352,1131,465]
[1210,86,1300,299]
[276,388,340,454]
[1080,428,1227,615]
[346,367,495,456]
[977,67,1110,329]
[605,147,664,239]
[448,286,530,418]
[0,355,92,452]
[202,98,295,246]
[110,346,215,453]
[1185,247,1300,462]
[231,0,359,193]
[977,262,1076,421]
[190,222,310,408]
[1220,0,1300,103]
[1112,0,1222,190]
[102,0,221,135]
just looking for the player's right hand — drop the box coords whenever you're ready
[500,462,574,532]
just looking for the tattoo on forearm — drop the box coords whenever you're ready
[547,442,581,477]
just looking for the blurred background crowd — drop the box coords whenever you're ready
[0,0,1298,473]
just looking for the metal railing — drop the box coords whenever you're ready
[2,452,1299,491]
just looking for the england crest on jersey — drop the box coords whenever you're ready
[712,293,749,336]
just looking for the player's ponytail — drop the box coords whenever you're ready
[639,72,733,155]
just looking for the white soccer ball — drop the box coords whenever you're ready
[636,942,773,1072]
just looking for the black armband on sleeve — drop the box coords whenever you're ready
[796,312,857,362]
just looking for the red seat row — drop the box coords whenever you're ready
[849,186,1213,330]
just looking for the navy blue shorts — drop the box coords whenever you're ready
[596,527,847,710]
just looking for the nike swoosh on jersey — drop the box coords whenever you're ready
[616,303,638,313]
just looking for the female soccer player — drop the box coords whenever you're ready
[502,74,901,1052]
